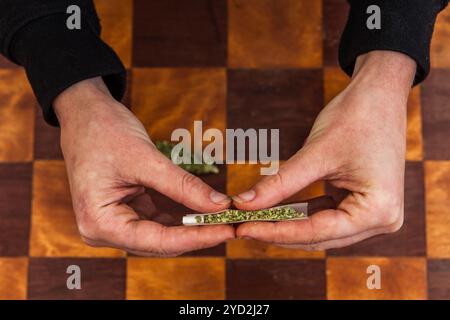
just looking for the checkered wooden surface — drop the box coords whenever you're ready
[0,0,450,300]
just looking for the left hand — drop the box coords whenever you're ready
[233,51,416,251]
[54,77,234,257]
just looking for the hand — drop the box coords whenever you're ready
[54,77,234,256]
[233,51,416,250]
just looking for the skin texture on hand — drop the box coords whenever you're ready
[233,51,416,251]
[54,77,234,256]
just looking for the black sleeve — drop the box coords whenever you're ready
[0,0,126,126]
[339,0,449,85]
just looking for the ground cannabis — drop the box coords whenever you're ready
[155,140,219,175]
[195,207,306,224]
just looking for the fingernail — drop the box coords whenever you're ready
[240,236,254,241]
[209,191,230,205]
[233,190,256,203]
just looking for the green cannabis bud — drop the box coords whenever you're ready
[155,140,219,175]
[196,207,305,224]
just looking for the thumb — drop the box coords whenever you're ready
[232,145,328,210]
[135,148,230,213]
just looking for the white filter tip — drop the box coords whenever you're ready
[182,215,200,225]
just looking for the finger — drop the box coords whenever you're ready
[275,209,404,251]
[92,204,235,255]
[232,145,329,210]
[275,225,391,251]
[134,148,231,212]
[236,207,374,245]
[82,236,184,257]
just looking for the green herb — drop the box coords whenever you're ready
[195,207,305,224]
[155,140,219,175]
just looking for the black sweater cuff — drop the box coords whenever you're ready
[339,0,448,85]
[11,13,126,126]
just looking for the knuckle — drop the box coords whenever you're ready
[372,195,403,227]
[306,218,322,245]
[384,204,403,226]
[76,207,109,242]
[141,225,180,257]
[76,209,100,240]
[181,173,203,193]
[73,195,102,240]
[257,171,287,200]
[273,222,291,244]
[77,221,100,242]
[155,226,169,256]
[386,213,404,233]
[378,210,400,227]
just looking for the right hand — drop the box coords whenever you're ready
[234,51,414,250]
[54,77,235,257]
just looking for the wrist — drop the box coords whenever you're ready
[54,77,113,127]
[351,51,416,98]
